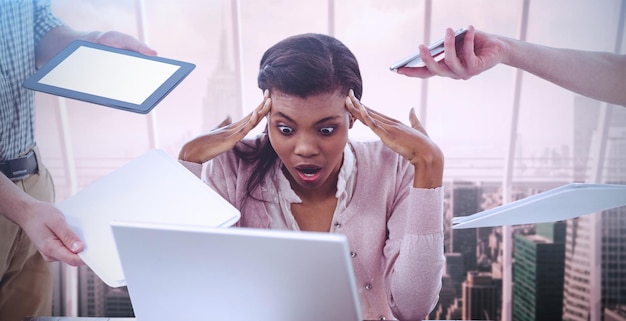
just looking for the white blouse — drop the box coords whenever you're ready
[266,144,356,232]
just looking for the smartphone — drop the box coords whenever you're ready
[389,28,467,72]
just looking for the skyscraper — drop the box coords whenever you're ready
[427,253,466,320]
[462,271,499,320]
[599,106,626,316]
[77,265,133,317]
[513,222,566,321]
[572,96,600,182]
[202,27,242,132]
[445,252,466,298]
[451,181,482,272]
[563,101,626,321]
[605,306,626,321]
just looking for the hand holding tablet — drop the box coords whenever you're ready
[23,40,195,114]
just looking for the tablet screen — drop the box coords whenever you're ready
[24,40,195,114]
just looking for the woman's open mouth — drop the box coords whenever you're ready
[295,165,322,183]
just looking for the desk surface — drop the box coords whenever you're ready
[23,317,388,321]
[23,317,135,321]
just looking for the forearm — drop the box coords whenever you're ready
[1,174,85,265]
[411,146,444,189]
[386,188,445,320]
[388,234,444,320]
[499,36,626,106]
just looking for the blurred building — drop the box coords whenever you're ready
[605,306,626,321]
[462,271,499,320]
[77,265,134,317]
[51,262,64,316]
[202,27,241,132]
[563,101,626,321]
[513,221,566,321]
[450,181,482,272]
[572,96,601,182]
[427,275,457,320]
[446,298,463,320]
[445,252,466,298]
[427,254,465,320]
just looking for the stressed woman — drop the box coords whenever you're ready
[178,33,445,321]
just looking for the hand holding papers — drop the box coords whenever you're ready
[56,150,240,287]
[452,183,626,229]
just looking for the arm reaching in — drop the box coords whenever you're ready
[397,25,626,106]
[5,25,156,267]
[0,174,84,266]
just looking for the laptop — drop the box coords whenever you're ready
[111,221,363,321]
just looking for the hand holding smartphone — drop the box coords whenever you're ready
[389,28,467,72]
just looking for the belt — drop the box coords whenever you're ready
[0,149,39,181]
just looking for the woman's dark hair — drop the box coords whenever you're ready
[235,33,363,202]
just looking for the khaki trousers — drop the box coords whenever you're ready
[0,146,54,321]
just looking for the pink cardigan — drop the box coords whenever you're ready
[181,139,444,321]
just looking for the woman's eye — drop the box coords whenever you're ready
[319,127,335,135]
[277,125,294,135]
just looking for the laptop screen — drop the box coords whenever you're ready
[111,222,363,321]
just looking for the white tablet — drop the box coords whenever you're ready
[23,40,195,114]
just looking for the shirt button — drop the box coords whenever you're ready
[350,251,357,258]
[333,222,341,228]
[365,282,373,290]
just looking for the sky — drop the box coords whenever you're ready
[35,0,625,195]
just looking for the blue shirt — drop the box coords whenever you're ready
[0,0,64,160]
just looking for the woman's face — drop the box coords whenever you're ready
[268,90,351,194]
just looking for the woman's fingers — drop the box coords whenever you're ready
[409,107,419,129]
[408,107,429,137]
[346,90,389,136]
[179,92,271,163]
[242,93,272,133]
[345,90,444,188]
[224,91,271,139]
[215,115,232,129]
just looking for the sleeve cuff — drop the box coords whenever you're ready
[406,186,444,234]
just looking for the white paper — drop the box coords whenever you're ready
[452,183,626,229]
[57,149,240,287]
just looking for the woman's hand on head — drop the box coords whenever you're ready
[345,90,444,188]
[178,91,272,163]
